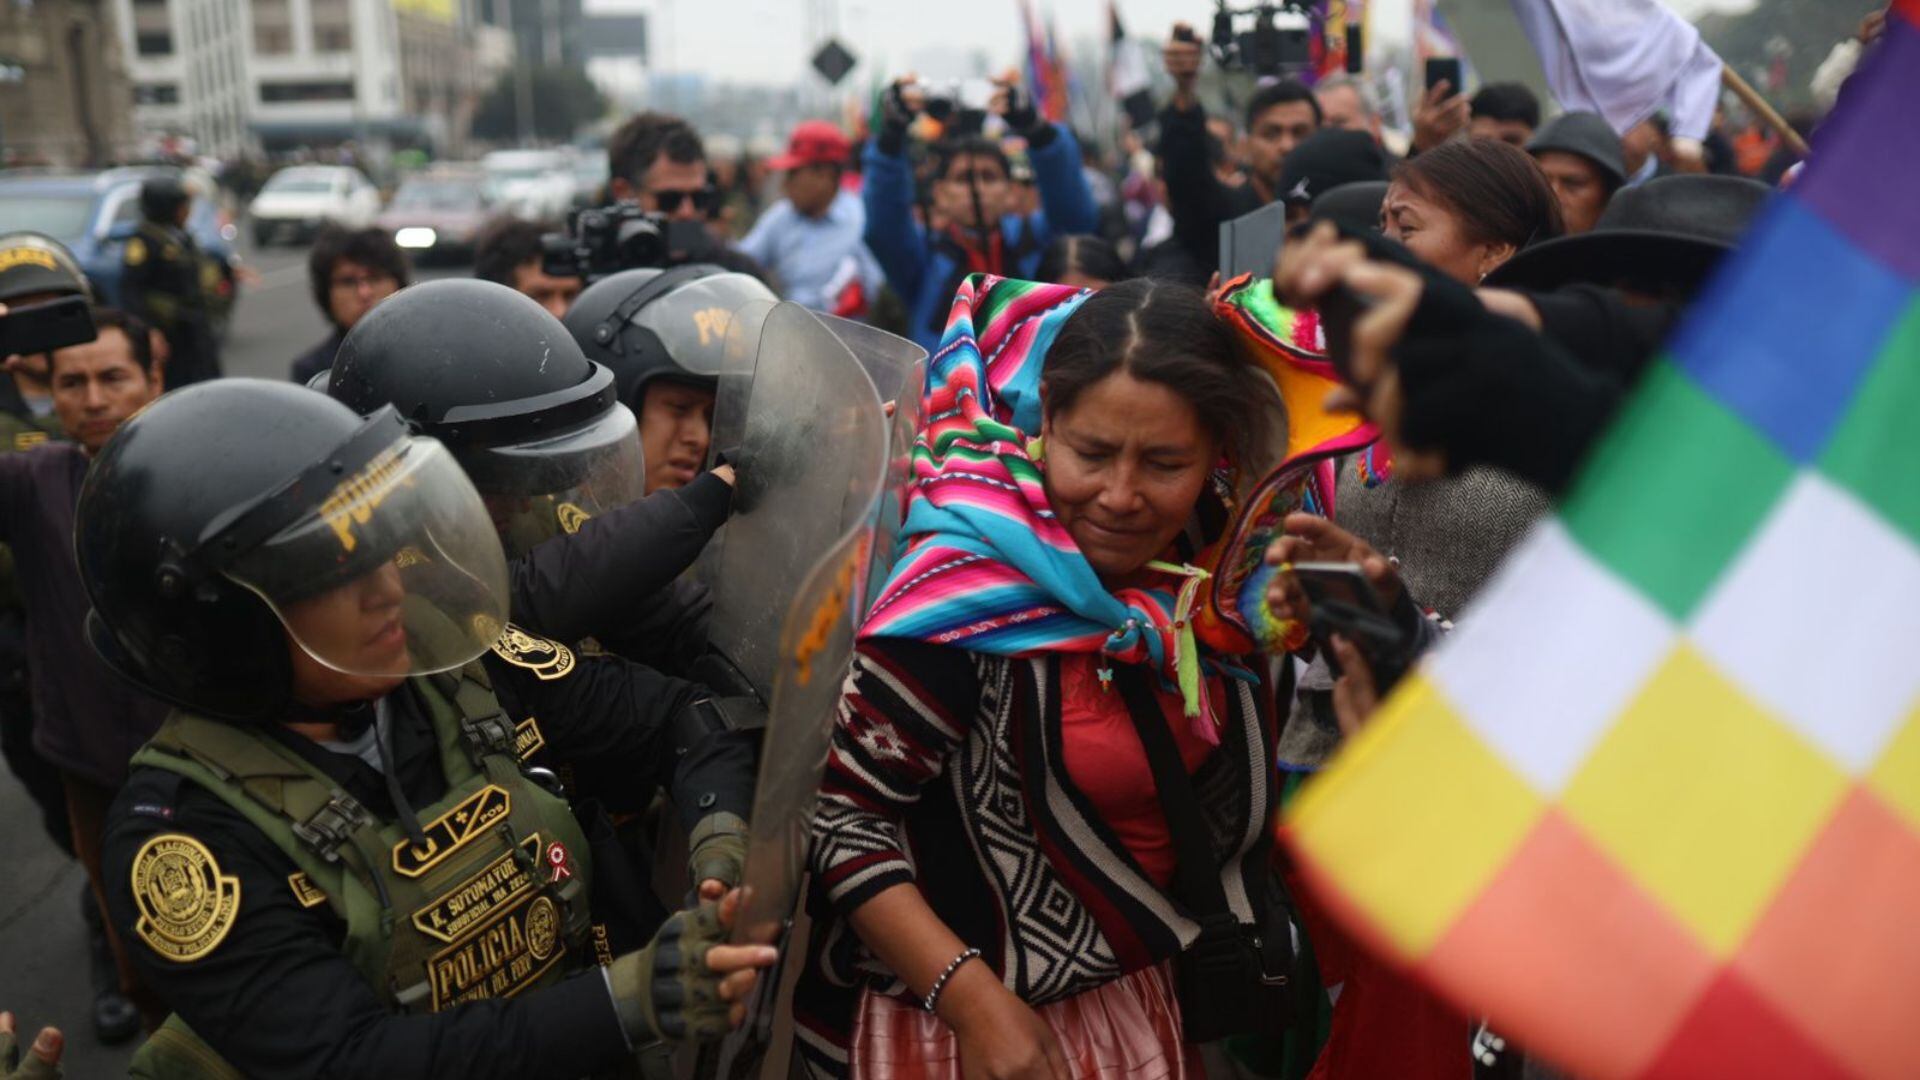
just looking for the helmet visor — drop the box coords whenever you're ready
[224,437,510,677]
[630,273,778,380]
[464,403,647,557]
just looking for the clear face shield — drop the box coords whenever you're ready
[463,402,648,558]
[218,426,511,678]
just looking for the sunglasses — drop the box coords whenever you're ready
[651,186,718,215]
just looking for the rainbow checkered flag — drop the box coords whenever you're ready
[1284,6,1920,1078]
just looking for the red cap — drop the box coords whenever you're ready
[766,120,850,170]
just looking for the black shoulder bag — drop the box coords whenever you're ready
[1117,669,1295,1043]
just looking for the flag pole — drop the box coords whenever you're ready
[1721,65,1810,159]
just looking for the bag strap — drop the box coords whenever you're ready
[1115,667,1233,919]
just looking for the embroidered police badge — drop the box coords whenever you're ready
[556,502,592,535]
[130,834,242,962]
[490,625,575,680]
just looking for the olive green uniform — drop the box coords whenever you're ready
[120,221,220,386]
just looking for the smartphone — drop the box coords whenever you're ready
[1425,57,1462,95]
[0,295,96,358]
[1292,561,1409,688]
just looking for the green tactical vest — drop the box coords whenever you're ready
[125,662,595,1079]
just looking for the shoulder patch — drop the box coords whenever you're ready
[286,871,327,909]
[124,237,147,266]
[130,834,241,963]
[12,430,47,451]
[513,717,545,761]
[556,502,591,535]
[491,625,576,681]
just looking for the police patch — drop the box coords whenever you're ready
[124,237,147,266]
[393,785,512,878]
[490,626,575,681]
[426,888,565,1009]
[12,430,47,451]
[130,834,241,962]
[287,871,328,909]
[556,502,591,535]
[513,717,545,760]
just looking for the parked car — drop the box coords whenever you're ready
[248,164,382,245]
[482,149,575,221]
[0,165,243,340]
[377,166,494,264]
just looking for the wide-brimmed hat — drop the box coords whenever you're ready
[1526,111,1627,189]
[1484,174,1771,297]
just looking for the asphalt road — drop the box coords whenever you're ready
[0,232,470,1076]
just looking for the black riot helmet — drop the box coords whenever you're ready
[561,264,777,414]
[76,380,510,723]
[139,175,191,224]
[326,278,646,556]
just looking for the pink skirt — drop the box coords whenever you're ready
[850,962,1203,1080]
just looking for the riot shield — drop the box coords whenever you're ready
[815,313,927,611]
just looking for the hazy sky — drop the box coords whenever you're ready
[586,0,1757,88]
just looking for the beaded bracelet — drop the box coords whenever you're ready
[922,947,983,1012]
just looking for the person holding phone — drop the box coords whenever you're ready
[1411,77,1541,156]
[863,71,1098,352]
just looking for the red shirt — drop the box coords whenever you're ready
[1058,654,1221,888]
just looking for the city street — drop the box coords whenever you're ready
[224,238,468,382]
[0,228,467,1076]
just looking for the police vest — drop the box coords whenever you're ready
[125,662,594,1078]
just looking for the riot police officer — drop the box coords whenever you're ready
[562,265,776,497]
[119,175,221,386]
[87,381,774,1077]
[329,277,741,677]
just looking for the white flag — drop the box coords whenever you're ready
[1508,0,1723,140]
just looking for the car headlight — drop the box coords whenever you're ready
[395,227,437,249]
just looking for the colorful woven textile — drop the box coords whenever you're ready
[1285,10,1920,1078]
[859,275,1218,723]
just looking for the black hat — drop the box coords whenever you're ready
[1526,111,1627,189]
[1308,180,1389,235]
[0,232,90,303]
[139,175,191,223]
[1484,174,1772,297]
[1276,129,1388,209]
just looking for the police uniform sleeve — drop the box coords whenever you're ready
[103,771,634,1080]
[488,631,754,827]
[508,471,732,644]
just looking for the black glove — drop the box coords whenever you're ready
[607,903,733,1043]
[878,82,919,156]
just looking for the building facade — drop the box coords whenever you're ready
[113,0,485,159]
[0,0,138,165]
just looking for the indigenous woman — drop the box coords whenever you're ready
[798,274,1367,1078]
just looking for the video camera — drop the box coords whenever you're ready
[1208,1,1318,78]
[540,204,716,283]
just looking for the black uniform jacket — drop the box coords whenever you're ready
[508,470,731,674]
[102,640,740,1079]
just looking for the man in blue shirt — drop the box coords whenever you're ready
[864,77,1098,351]
[738,121,884,318]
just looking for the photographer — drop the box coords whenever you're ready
[1159,22,1323,277]
[864,73,1098,351]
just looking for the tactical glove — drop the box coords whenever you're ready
[687,812,749,892]
[607,902,733,1044]
[0,1021,60,1080]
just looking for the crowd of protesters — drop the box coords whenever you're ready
[0,4,1896,1078]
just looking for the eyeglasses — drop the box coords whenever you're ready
[650,186,718,215]
[331,271,396,292]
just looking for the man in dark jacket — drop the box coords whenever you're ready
[1158,23,1322,276]
[0,307,172,1034]
[288,225,409,385]
[863,76,1098,351]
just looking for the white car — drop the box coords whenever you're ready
[482,149,576,222]
[249,165,383,246]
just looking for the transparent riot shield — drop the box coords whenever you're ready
[816,314,927,611]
